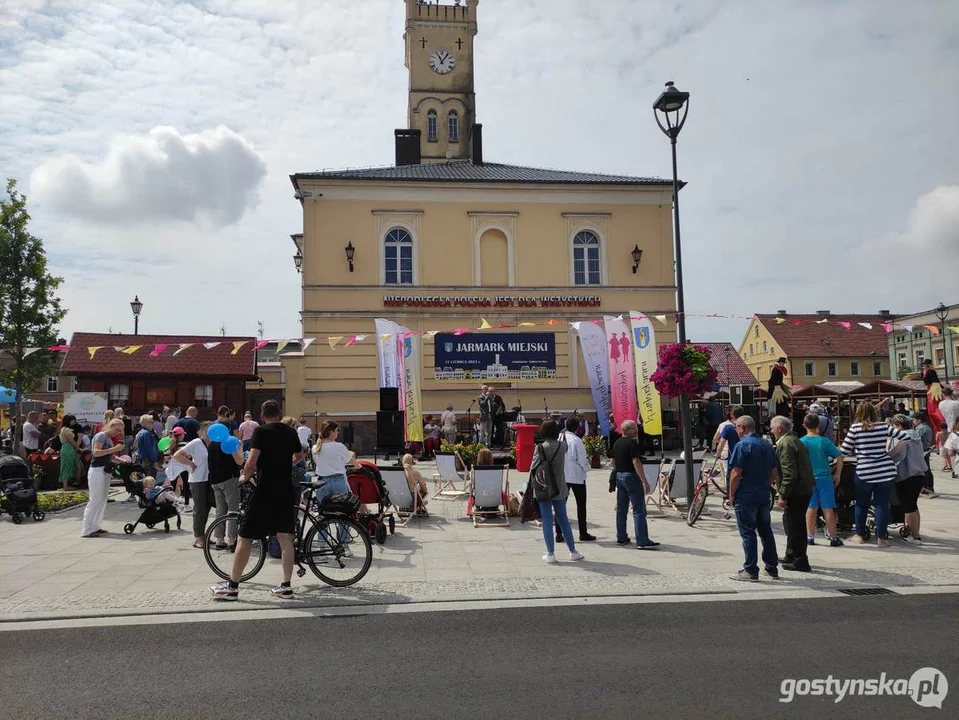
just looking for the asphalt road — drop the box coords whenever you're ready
[2,594,956,719]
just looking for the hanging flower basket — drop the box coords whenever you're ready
[650,343,718,399]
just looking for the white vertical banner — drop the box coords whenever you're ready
[374,318,403,388]
[629,310,663,436]
[572,321,612,437]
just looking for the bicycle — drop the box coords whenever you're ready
[686,455,776,526]
[203,479,373,587]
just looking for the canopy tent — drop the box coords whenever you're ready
[792,382,862,399]
[847,379,937,400]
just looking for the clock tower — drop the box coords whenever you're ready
[404,0,478,163]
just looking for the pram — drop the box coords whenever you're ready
[113,461,182,534]
[0,455,44,524]
[816,460,908,539]
[347,460,394,544]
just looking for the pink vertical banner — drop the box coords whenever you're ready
[603,315,638,431]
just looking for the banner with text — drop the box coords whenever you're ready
[398,330,424,442]
[374,318,403,388]
[433,332,557,382]
[572,322,612,437]
[603,315,638,431]
[629,311,663,436]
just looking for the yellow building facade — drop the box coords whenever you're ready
[278,0,679,447]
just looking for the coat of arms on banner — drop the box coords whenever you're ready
[634,327,651,350]
[444,342,454,352]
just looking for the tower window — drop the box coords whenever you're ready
[448,110,459,142]
[427,110,438,142]
[572,231,601,286]
[384,228,414,285]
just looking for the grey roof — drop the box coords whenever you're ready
[291,162,672,187]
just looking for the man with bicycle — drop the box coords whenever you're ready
[212,400,305,601]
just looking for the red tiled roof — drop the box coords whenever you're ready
[756,314,893,358]
[62,333,257,378]
[696,342,759,386]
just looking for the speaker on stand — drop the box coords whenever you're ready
[379,387,399,412]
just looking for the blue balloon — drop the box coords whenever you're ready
[221,436,240,454]
[206,423,229,443]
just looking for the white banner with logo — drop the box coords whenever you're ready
[374,318,404,388]
[572,321,612,437]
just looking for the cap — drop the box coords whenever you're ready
[172,427,186,436]
[809,403,824,414]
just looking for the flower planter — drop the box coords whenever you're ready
[650,343,719,399]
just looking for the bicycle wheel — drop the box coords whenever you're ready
[686,482,708,526]
[304,516,372,587]
[203,515,266,582]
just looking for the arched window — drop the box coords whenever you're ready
[572,231,601,286]
[384,228,414,285]
[448,110,459,142]
[427,110,438,142]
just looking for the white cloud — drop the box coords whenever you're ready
[29,125,267,226]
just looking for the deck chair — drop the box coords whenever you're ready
[432,451,469,499]
[470,465,510,527]
[379,466,428,527]
[643,459,665,511]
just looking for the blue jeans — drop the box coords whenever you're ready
[734,501,778,577]
[314,474,351,543]
[616,472,651,546]
[539,499,576,554]
[855,479,892,540]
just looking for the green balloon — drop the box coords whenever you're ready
[158,437,172,452]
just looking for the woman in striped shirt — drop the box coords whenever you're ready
[840,402,910,547]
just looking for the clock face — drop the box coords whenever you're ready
[429,49,456,74]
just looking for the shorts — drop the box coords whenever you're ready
[896,474,924,514]
[808,476,836,510]
[238,488,296,539]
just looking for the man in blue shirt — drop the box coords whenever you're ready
[728,414,779,581]
[175,406,202,442]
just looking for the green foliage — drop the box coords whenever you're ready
[37,490,89,512]
[0,179,66,394]
[583,434,607,458]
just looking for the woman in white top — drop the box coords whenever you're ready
[311,421,353,506]
[557,417,595,542]
[81,419,127,538]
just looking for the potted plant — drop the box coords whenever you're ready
[650,343,719,399]
[582,435,606,469]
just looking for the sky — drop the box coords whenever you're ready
[2,0,957,347]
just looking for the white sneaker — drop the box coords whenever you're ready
[569,551,585,562]
[543,552,556,564]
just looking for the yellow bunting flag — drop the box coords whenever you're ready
[519,322,535,327]
[816,319,828,324]
[88,346,103,360]
[121,345,142,355]
[328,336,343,349]
[775,317,786,324]
[173,343,193,356]
[230,341,248,355]
[275,340,290,355]
[423,330,438,339]
[479,318,493,330]
[949,326,959,334]
[654,315,668,325]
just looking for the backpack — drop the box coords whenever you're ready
[531,441,563,501]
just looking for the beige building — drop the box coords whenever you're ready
[277,0,679,448]
[739,312,894,387]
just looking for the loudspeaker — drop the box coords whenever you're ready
[379,387,399,412]
[376,411,404,449]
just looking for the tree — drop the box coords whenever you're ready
[0,179,66,452]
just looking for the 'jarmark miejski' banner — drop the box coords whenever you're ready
[572,321,611,438]
[374,319,423,442]
[629,311,663,436]
[603,315,638,431]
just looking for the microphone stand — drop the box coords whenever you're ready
[465,399,475,444]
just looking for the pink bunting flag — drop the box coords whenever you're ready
[344,336,358,347]
[881,323,893,333]
[254,340,269,350]
[454,328,468,336]
[792,320,804,326]
[48,345,70,352]
[839,322,851,330]
[150,344,169,358]
[547,319,558,326]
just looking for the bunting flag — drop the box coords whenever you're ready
[858,323,873,330]
[254,340,269,350]
[174,343,194,356]
[300,338,316,351]
[275,340,290,355]
[121,345,142,355]
[88,347,103,359]
[903,325,913,332]
[230,341,248,355]
[519,322,536,327]
[344,336,358,348]
[925,325,940,335]
[22,348,41,358]
[48,345,70,352]
[629,311,662,436]
[150,344,169,358]
[422,330,439,339]
[454,328,468,336]
[881,323,893,333]
[354,334,368,344]
[654,315,668,325]
[328,336,343,349]
[547,319,558,325]
[839,322,851,330]
[949,326,959,334]
[479,318,493,330]
[775,317,786,324]
[793,320,804,326]
[816,319,828,324]
[203,342,220,350]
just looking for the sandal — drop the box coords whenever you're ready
[193,538,204,549]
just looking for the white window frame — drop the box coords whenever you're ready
[804,361,815,377]
[108,384,130,407]
[898,352,907,369]
[45,376,58,393]
[570,230,603,287]
[426,110,438,142]
[382,226,416,286]
[194,384,213,408]
[934,347,945,365]
[827,362,837,377]
[916,349,925,366]
[850,361,859,376]
[448,110,459,143]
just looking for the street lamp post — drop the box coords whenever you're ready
[130,296,143,336]
[653,81,696,508]
[934,302,949,384]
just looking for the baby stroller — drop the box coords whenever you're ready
[113,461,182,534]
[863,482,908,541]
[348,460,394,544]
[0,455,44,524]
[815,461,857,537]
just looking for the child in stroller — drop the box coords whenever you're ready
[120,471,182,535]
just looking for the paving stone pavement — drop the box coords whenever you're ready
[2,465,957,620]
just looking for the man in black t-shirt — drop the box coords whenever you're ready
[611,420,660,550]
[212,400,305,601]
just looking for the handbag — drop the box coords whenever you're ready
[518,479,541,523]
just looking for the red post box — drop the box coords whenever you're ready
[513,424,539,472]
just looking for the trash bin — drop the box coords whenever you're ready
[513,424,539,472]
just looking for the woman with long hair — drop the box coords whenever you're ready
[57,425,81,490]
[402,454,429,506]
[890,414,928,543]
[311,421,353,506]
[528,420,584,564]
[840,402,911,547]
